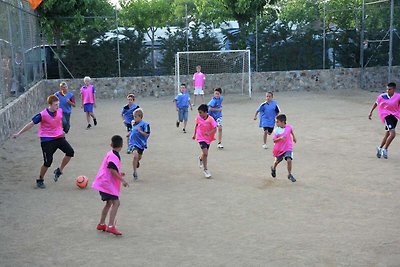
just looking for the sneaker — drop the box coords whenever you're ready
[93,119,97,126]
[36,179,46,189]
[86,124,92,129]
[96,224,107,231]
[203,169,212,178]
[106,225,122,235]
[198,157,203,168]
[53,168,62,182]
[382,148,388,159]
[288,174,296,182]
[133,171,138,181]
[271,167,276,178]
[376,147,382,158]
[183,128,186,133]
[262,144,268,149]
[217,143,224,149]
[176,121,180,128]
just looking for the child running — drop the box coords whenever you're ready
[121,93,139,152]
[80,76,97,129]
[128,108,150,180]
[192,104,217,178]
[92,135,129,236]
[270,114,297,182]
[12,95,74,188]
[174,83,192,133]
[368,82,400,159]
[254,92,280,149]
[208,87,224,148]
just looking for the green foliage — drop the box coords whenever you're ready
[159,22,222,75]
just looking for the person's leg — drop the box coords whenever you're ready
[39,165,49,179]
[55,138,74,176]
[218,126,223,143]
[99,200,112,225]
[379,131,390,148]
[383,129,396,149]
[38,141,57,187]
[193,94,197,106]
[132,150,139,179]
[86,112,91,124]
[287,158,292,174]
[108,199,120,226]
[201,147,209,169]
[263,130,268,145]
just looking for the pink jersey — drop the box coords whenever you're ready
[193,72,205,88]
[80,84,95,104]
[376,92,400,123]
[92,150,122,196]
[38,108,64,138]
[195,115,217,144]
[273,124,294,157]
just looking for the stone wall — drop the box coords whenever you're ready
[1,66,398,143]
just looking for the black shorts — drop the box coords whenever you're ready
[133,146,144,155]
[125,122,132,132]
[41,137,74,167]
[263,127,273,134]
[199,141,210,150]
[384,115,398,131]
[99,191,118,201]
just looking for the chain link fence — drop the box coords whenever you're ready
[0,0,43,108]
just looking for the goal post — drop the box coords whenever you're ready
[175,50,252,98]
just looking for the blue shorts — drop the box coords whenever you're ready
[178,107,188,122]
[83,103,94,113]
[276,151,293,162]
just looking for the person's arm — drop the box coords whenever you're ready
[137,124,150,137]
[109,168,128,187]
[80,91,84,108]
[93,91,96,108]
[205,127,217,136]
[68,95,76,107]
[12,121,35,139]
[192,124,198,140]
[254,110,259,120]
[291,129,297,143]
[368,102,378,120]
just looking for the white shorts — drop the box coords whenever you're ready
[194,87,204,95]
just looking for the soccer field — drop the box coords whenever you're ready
[0,90,399,266]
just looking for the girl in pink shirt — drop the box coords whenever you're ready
[92,135,129,235]
[271,114,297,182]
[192,104,217,178]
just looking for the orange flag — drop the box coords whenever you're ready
[26,0,43,10]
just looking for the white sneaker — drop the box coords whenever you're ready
[262,144,268,149]
[217,143,224,149]
[198,157,203,168]
[382,148,388,159]
[203,169,212,178]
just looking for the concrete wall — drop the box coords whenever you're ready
[1,66,398,143]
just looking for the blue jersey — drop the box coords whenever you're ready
[208,96,223,119]
[257,100,280,128]
[121,103,139,124]
[55,91,74,114]
[129,120,150,150]
[175,92,191,109]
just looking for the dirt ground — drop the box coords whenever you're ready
[0,90,399,267]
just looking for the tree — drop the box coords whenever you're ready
[120,0,174,73]
[37,0,114,78]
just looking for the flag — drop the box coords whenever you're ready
[26,0,43,10]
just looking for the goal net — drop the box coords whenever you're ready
[175,50,252,98]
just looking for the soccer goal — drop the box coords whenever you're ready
[175,50,252,98]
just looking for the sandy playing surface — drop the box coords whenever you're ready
[0,90,399,266]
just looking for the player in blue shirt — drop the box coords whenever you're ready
[121,93,139,152]
[254,92,280,149]
[128,108,150,181]
[173,84,192,133]
[208,87,224,148]
[54,82,75,133]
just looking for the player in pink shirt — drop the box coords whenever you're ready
[192,104,217,178]
[92,135,129,235]
[270,114,297,182]
[193,65,205,106]
[80,76,98,129]
[12,95,74,189]
[368,82,400,159]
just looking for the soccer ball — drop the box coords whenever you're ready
[76,175,89,189]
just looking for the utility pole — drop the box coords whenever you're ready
[388,0,394,82]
